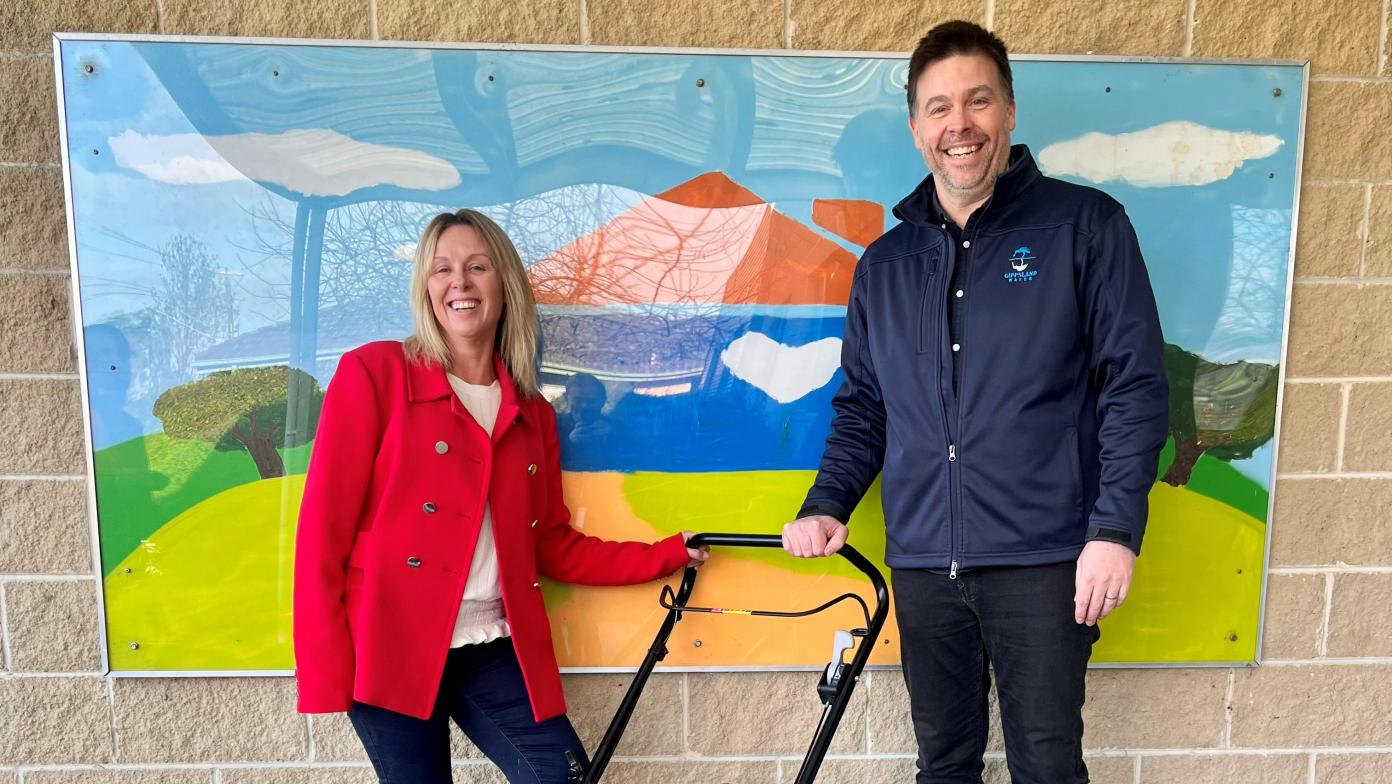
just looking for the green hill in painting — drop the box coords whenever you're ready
[1157,436,1269,521]
[93,433,311,574]
[105,475,304,671]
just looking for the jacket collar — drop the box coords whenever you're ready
[406,351,528,437]
[893,144,1040,227]
[405,352,453,403]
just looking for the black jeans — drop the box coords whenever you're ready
[348,639,589,783]
[892,562,1098,784]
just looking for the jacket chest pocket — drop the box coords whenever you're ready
[914,251,942,355]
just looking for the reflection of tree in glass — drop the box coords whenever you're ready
[155,234,239,379]
[1204,206,1288,361]
[239,186,743,380]
[240,199,435,330]
[529,189,757,380]
[490,186,728,383]
[153,365,323,480]
[533,199,751,306]
[486,184,625,269]
[238,188,628,337]
[1161,343,1278,486]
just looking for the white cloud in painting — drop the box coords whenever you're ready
[108,129,461,196]
[393,242,418,262]
[720,332,842,404]
[109,130,247,185]
[1037,121,1283,188]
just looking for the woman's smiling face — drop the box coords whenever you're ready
[427,223,504,349]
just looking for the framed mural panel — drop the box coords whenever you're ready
[54,34,1306,673]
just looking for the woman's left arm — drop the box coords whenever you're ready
[531,403,692,585]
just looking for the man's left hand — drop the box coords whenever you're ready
[1074,540,1135,626]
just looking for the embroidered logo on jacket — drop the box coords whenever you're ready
[1003,246,1039,283]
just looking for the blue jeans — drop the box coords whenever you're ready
[348,638,589,784]
[892,562,1099,784]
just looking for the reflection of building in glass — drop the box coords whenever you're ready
[193,300,410,381]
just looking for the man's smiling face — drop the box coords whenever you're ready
[909,53,1017,205]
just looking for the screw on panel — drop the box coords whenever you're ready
[693,639,702,648]
[1273,87,1282,97]
[129,642,140,650]
[696,78,706,87]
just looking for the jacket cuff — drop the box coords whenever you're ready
[1085,524,1141,555]
[657,532,691,574]
[797,498,850,524]
[296,678,353,714]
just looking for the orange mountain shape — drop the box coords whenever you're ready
[656,171,765,208]
[813,199,885,249]
[529,172,876,307]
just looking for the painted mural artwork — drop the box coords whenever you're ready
[55,37,1304,671]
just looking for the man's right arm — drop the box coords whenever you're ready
[785,267,888,556]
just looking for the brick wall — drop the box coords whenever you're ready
[2,0,1389,781]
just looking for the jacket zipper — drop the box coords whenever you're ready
[932,225,960,580]
[942,196,992,580]
[947,443,958,578]
[950,229,972,581]
[949,234,965,580]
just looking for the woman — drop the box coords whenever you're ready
[293,209,707,783]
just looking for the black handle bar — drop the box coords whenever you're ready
[681,533,887,625]
[583,532,891,784]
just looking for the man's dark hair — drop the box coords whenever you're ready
[906,20,1013,113]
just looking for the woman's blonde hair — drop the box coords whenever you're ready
[403,209,540,397]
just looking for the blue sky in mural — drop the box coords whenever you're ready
[60,41,1302,486]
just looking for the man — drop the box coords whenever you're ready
[782,21,1168,783]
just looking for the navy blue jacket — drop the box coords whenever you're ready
[799,146,1168,571]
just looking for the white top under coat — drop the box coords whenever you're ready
[445,374,510,647]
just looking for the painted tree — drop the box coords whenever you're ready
[153,365,323,480]
[1161,343,1278,486]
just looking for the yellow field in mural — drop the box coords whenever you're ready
[104,467,1262,671]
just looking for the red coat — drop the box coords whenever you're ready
[293,341,688,721]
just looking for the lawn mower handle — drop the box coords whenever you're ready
[582,532,890,784]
